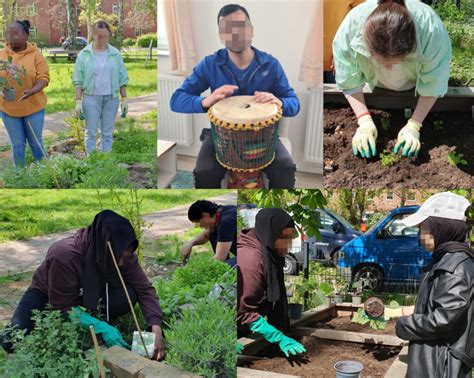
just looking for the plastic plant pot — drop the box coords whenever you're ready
[288,303,303,320]
[332,294,343,304]
[352,295,362,305]
[324,296,331,306]
[3,88,16,102]
[334,360,364,378]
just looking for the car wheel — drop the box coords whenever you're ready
[330,249,344,266]
[284,255,298,275]
[354,265,383,291]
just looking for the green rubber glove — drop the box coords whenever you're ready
[249,316,306,358]
[69,307,130,349]
[394,119,421,157]
[352,114,378,158]
[236,341,244,354]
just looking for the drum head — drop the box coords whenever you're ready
[210,95,279,124]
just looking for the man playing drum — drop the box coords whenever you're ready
[170,4,300,189]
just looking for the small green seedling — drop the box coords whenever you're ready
[433,119,445,132]
[379,150,401,167]
[380,117,391,130]
[447,151,468,167]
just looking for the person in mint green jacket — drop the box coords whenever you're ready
[72,20,129,155]
[333,0,451,159]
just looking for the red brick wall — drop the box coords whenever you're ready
[7,0,156,46]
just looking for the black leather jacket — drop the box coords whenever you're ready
[396,251,474,378]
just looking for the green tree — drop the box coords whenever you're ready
[325,189,379,226]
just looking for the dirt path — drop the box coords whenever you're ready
[0,93,157,146]
[0,192,236,276]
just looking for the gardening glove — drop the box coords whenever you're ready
[69,307,129,349]
[352,114,378,158]
[236,341,244,354]
[121,97,128,118]
[75,100,84,120]
[394,119,421,157]
[249,316,306,358]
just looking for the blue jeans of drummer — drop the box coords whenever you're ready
[83,95,119,155]
[1,109,45,167]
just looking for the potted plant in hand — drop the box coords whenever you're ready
[0,56,27,102]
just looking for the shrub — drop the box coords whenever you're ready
[172,255,232,289]
[123,38,136,47]
[2,309,98,377]
[165,298,236,378]
[136,33,157,48]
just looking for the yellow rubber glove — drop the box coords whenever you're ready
[352,114,378,158]
[394,119,422,157]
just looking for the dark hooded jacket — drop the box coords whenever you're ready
[30,210,162,328]
[237,208,293,334]
[396,217,474,378]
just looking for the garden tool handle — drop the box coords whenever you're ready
[107,241,150,358]
[89,325,106,378]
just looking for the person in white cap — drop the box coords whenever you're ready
[395,192,473,378]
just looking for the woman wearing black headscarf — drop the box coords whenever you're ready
[237,208,306,357]
[0,210,165,360]
[396,192,473,378]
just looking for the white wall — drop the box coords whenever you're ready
[158,0,323,174]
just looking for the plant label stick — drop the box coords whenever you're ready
[107,241,150,358]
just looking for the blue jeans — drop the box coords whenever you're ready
[1,109,45,167]
[83,94,119,154]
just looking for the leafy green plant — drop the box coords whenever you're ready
[136,33,158,48]
[433,119,445,132]
[0,56,27,91]
[2,309,99,377]
[351,308,387,330]
[380,117,391,131]
[447,151,468,167]
[379,150,401,167]
[165,297,236,378]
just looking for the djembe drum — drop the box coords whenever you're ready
[208,96,283,189]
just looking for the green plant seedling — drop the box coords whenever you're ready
[433,119,445,132]
[379,150,401,167]
[380,117,391,130]
[447,151,468,167]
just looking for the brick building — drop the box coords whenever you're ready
[367,189,439,213]
[0,0,156,46]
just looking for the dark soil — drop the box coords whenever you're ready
[307,315,397,336]
[241,336,401,377]
[324,106,474,188]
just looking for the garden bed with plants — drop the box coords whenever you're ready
[0,253,236,378]
[0,112,157,189]
[239,304,405,378]
[324,107,474,189]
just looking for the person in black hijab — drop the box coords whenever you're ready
[237,208,306,357]
[1,210,165,360]
[396,192,473,378]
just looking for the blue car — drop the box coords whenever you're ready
[285,209,362,275]
[337,206,432,291]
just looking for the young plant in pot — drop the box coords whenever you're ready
[288,279,318,320]
[0,56,27,102]
[319,282,333,307]
[331,279,344,304]
[350,281,363,305]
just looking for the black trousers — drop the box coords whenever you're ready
[1,285,137,353]
[194,128,296,189]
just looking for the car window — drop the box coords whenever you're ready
[320,212,336,231]
[383,213,419,237]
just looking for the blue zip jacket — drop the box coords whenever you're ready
[170,47,300,117]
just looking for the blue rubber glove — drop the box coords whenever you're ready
[69,307,130,349]
[352,115,378,158]
[236,341,244,354]
[394,119,422,157]
[249,316,306,358]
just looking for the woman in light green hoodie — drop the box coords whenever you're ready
[333,0,451,159]
[73,20,129,155]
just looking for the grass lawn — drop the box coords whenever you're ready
[0,189,230,242]
[44,59,157,114]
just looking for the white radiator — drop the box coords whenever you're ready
[158,75,194,146]
[303,87,324,165]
